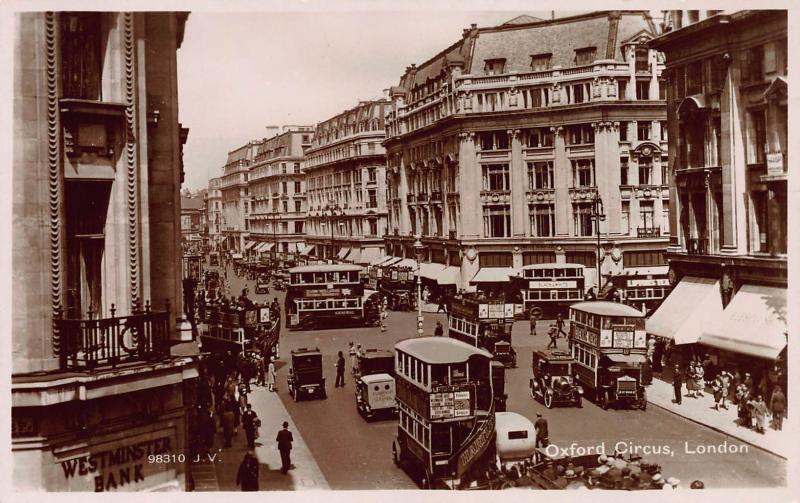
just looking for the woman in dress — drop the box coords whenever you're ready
[267,357,277,392]
[693,362,705,398]
[685,362,697,397]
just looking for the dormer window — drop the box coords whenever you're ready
[635,47,650,73]
[484,58,506,76]
[574,47,597,66]
[530,53,552,71]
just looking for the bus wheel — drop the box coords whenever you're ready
[420,471,431,490]
[392,442,400,466]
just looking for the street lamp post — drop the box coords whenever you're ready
[323,204,342,262]
[591,194,606,293]
[413,236,424,336]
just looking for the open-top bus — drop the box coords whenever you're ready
[512,263,585,318]
[448,293,516,368]
[568,301,647,410]
[285,264,380,330]
[392,337,499,489]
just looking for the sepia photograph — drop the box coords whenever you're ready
[4,0,795,497]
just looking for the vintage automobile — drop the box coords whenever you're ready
[529,350,583,408]
[255,273,271,295]
[493,341,517,368]
[596,361,647,410]
[356,373,396,421]
[287,347,327,401]
[354,348,395,380]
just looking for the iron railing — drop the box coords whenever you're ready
[636,227,661,238]
[57,301,171,370]
[686,238,709,255]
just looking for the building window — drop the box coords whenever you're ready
[368,189,378,208]
[639,200,655,230]
[61,12,104,100]
[530,53,552,71]
[483,204,511,237]
[482,164,510,191]
[626,250,666,266]
[294,221,304,233]
[618,79,627,99]
[618,122,628,142]
[750,191,770,253]
[526,127,553,147]
[528,161,553,190]
[281,163,287,174]
[621,201,630,235]
[282,181,288,194]
[620,157,629,185]
[661,157,669,184]
[479,252,513,267]
[571,83,590,104]
[662,201,670,234]
[479,131,509,151]
[567,124,594,145]
[294,200,302,212]
[573,203,594,236]
[282,201,288,213]
[660,121,668,142]
[637,121,651,142]
[742,45,764,84]
[484,58,506,75]
[747,109,767,164]
[686,60,703,95]
[659,79,667,100]
[574,47,597,66]
[294,181,301,193]
[636,80,650,100]
[572,159,595,187]
[635,48,649,72]
[368,167,377,183]
[369,219,378,236]
[638,157,653,185]
[409,209,417,234]
[530,204,555,237]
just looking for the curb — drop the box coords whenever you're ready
[646,394,787,460]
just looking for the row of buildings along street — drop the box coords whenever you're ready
[10,7,790,493]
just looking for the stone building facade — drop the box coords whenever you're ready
[12,12,198,491]
[246,126,313,258]
[647,11,787,370]
[205,177,223,251]
[384,11,670,294]
[304,100,390,264]
[219,142,254,254]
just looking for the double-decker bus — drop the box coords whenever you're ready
[568,301,647,410]
[512,263,585,317]
[604,268,671,313]
[285,264,380,330]
[380,265,416,311]
[198,305,280,359]
[448,293,516,368]
[392,337,499,489]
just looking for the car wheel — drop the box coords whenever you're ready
[544,392,553,409]
[292,388,298,401]
[599,391,608,410]
[576,395,582,408]
[392,442,399,466]
[640,390,647,410]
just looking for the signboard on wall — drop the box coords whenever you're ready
[429,386,473,420]
[767,152,785,176]
[627,278,670,287]
[529,280,577,289]
[612,325,635,349]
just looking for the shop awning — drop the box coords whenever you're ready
[347,248,362,264]
[645,276,722,345]
[361,248,382,265]
[370,255,392,266]
[244,241,257,251]
[623,266,669,276]
[337,248,351,260]
[436,266,461,286]
[470,267,519,284]
[394,258,418,270]
[604,353,648,365]
[382,256,403,266]
[296,242,307,253]
[419,262,446,280]
[254,243,266,252]
[699,284,787,360]
[299,245,315,256]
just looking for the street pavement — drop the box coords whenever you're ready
[215,262,785,489]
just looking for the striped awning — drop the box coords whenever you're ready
[337,248,351,260]
[419,262,446,280]
[244,241,257,250]
[470,267,519,284]
[361,248,382,265]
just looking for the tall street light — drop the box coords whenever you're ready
[591,193,606,293]
[413,235,424,336]
[323,203,342,261]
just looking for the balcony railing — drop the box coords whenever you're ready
[637,227,661,238]
[449,230,458,240]
[431,191,443,203]
[57,302,171,370]
[406,194,416,203]
[417,192,429,202]
[686,238,709,255]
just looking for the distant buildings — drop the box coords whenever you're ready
[206,177,223,250]
[304,101,391,264]
[383,11,669,295]
[12,12,197,491]
[247,126,314,259]
[181,193,205,252]
[647,11,787,371]
[219,142,254,254]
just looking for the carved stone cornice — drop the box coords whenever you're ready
[124,12,140,308]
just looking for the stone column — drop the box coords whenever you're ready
[720,59,747,254]
[396,153,411,234]
[595,122,621,235]
[629,152,641,232]
[459,132,480,239]
[652,153,664,230]
[552,126,570,236]
[626,46,636,100]
[441,160,450,235]
[509,129,526,237]
[649,48,659,100]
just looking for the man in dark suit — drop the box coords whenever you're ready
[276,421,294,474]
[673,364,683,405]
[236,451,260,491]
[534,413,549,448]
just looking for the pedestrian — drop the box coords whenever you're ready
[436,297,447,313]
[256,353,266,387]
[529,309,537,336]
[712,375,724,411]
[546,324,558,349]
[240,357,252,394]
[221,399,236,448]
[267,357,277,392]
[770,385,786,431]
[335,351,346,387]
[555,313,567,338]
[693,362,705,397]
[686,362,697,398]
[235,451,260,491]
[672,364,683,405]
[380,305,388,333]
[585,288,596,301]
[534,413,549,448]
[434,321,444,337]
[751,395,768,433]
[348,342,357,375]
[718,370,732,409]
[241,403,260,449]
[276,421,294,474]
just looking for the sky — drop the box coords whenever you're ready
[177,9,593,190]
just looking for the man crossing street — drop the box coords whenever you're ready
[535,413,549,448]
[276,421,294,474]
[335,350,346,387]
